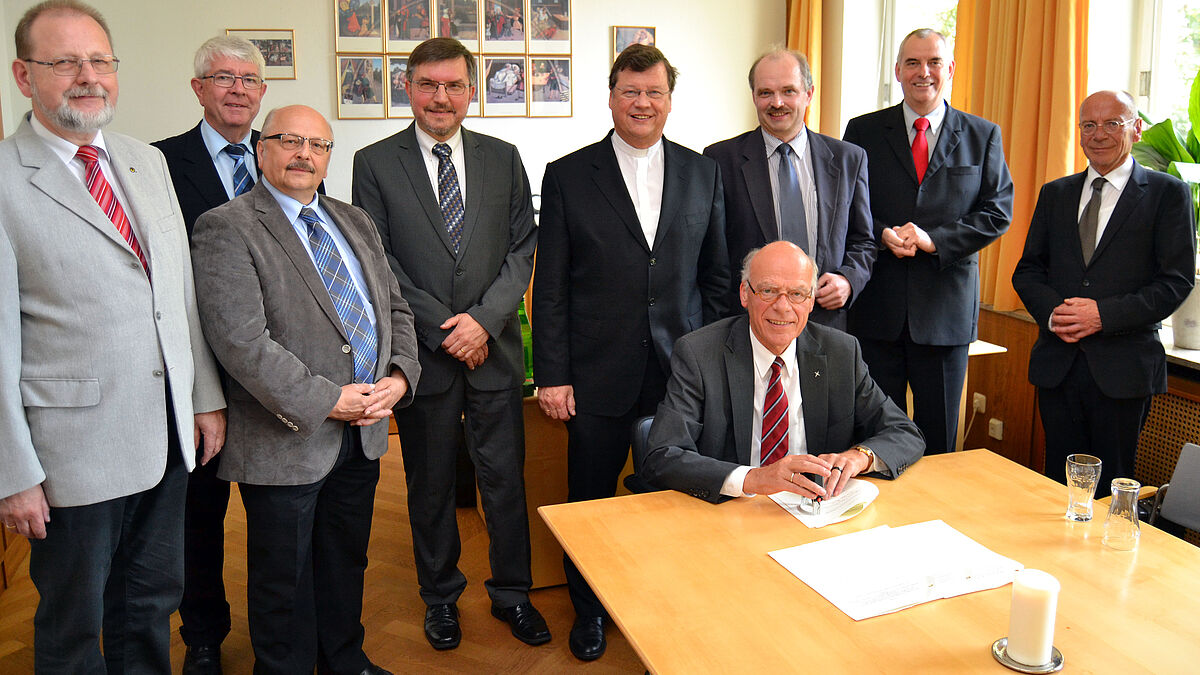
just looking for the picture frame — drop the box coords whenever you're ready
[336,55,386,119]
[335,0,386,52]
[387,0,433,53]
[468,54,482,117]
[612,25,655,62]
[226,29,296,80]
[528,57,570,117]
[481,0,526,54]
[434,0,480,53]
[386,55,412,118]
[482,56,526,117]
[528,0,569,54]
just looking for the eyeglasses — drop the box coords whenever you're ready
[746,282,813,305]
[1078,119,1136,136]
[262,133,334,155]
[411,79,469,96]
[615,87,669,100]
[200,73,263,90]
[23,56,119,76]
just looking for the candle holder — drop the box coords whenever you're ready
[991,638,1064,673]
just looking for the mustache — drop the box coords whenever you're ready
[64,85,108,100]
[286,161,315,173]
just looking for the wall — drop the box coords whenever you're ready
[0,0,786,200]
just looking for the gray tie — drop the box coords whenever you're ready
[1078,177,1106,266]
[776,143,809,255]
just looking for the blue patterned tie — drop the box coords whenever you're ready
[776,143,809,255]
[432,142,464,253]
[299,207,378,383]
[224,144,254,196]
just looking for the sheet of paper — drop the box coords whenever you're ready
[769,478,880,527]
[768,520,1023,620]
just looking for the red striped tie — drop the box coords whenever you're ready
[76,145,149,275]
[761,357,789,466]
[912,117,930,184]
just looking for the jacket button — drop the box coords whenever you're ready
[641,339,648,347]
[342,344,352,354]
[152,370,163,377]
[155,311,163,320]
[1082,279,1091,287]
[648,297,656,306]
[455,267,464,276]
[130,262,140,269]
[649,258,657,266]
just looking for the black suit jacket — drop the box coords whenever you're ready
[153,123,261,235]
[532,132,731,417]
[703,127,875,328]
[843,104,1014,345]
[1012,161,1195,398]
[639,316,924,503]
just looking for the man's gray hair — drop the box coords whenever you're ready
[740,243,819,290]
[194,35,265,79]
[896,28,951,64]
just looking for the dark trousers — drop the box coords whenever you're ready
[239,426,378,675]
[858,327,968,454]
[178,450,232,648]
[29,433,186,675]
[395,373,531,607]
[1038,352,1152,499]
[564,356,667,618]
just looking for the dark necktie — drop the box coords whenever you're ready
[776,143,809,255]
[75,145,149,276]
[299,207,378,383]
[1078,177,1106,266]
[912,117,930,183]
[432,142,464,253]
[223,144,254,196]
[761,357,789,466]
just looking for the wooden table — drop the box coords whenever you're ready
[539,450,1200,673]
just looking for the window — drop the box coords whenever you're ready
[1143,0,1200,131]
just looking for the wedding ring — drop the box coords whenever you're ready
[789,472,796,483]
[831,466,842,473]
[3,523,14,529]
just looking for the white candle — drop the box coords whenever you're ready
[1007,569,1060,666]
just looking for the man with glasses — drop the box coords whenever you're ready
[0,2,225,671]
[639,241,922,504]
[351,37,546,652]
[152,35,268,674]
[1013,90,1195,495]
[191,104,420,675]
[532,43,729,661]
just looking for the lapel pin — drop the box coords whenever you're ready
[129,167,136,173]
[813,370,821,378]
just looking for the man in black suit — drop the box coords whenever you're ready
[704,48,874,329]
[152,35,267,675]
[352,38,548,652]
[1013,90,1195,495]
[532,44,730,661]
[843,28,1013,454]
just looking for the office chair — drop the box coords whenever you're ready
[1148,442,1200,532]
[622,415,657,494]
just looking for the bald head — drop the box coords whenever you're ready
[257,105,332,204]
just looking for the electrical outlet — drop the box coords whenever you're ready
[988,418,1004,441]
[973,392,986,414]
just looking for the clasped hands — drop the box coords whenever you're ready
[1049,297,1102,343]
[441,312,490,369]
[743,449,872,500]
[330,371,410,426]
[882,222,936,258]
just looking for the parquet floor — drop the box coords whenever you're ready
[0,435,646,674]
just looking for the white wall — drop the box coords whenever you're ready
[1,0,785,200]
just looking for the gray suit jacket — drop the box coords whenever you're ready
[191,182,421,486]
[0,116,225,507]
[640,316,924,503]
[351,123,536,395]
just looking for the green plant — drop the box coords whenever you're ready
[1132,68,1200,237]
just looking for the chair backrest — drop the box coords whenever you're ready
[1160,443,1200,532]
[622,415,657,494]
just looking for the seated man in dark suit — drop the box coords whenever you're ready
[640,241,924,502]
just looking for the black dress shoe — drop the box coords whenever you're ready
[490,601,551,645]
[182,644,222,675]
[569,615,606,661]
[424,603,461,650]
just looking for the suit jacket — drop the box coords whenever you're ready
[152,122,261,235]
[190,182,421,486]
[1012,161,1196,398]
[703,127,875,328]
[351,123,535,395]
[639,316,924,503]
[0,116,225,507]
[843,103,1014,345]
[532,132,731,416]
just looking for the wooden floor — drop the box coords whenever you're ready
[0,435,646,674]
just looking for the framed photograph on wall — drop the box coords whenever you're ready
[227,29,296,80]
[482,56,526,117]
[528,0,569,54]
[387,0,432,52]
[386,56,412,118]
[481,0,526,54]
[336,55,386,119]
[613,25,655,62]
[335,0,385,52]
[434,0,480,53]
[467,54,482,117]
[528,57,569,117]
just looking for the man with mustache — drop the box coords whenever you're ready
[705,48,875,330]
[191,104,420,675]
[0,1,226,671]
[352,37,546,652]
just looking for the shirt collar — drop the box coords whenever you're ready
[902,99,948,136]
[1086,155,1135,191]
[199,118,254,164]
[761,126,809,158]
[262,176,319,224]
[415,124,462,157]
[29,112,107,166]
[748,324,798,382]
[611,130,663,160]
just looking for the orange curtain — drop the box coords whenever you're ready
[953,0,1089,311]
[786,0,822,133]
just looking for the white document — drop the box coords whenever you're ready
[768,520,1024,620]
[769,478,880,528]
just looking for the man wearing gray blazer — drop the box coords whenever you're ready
[192,105,420,675]
[352,37,545,651]
[0,3,225,673]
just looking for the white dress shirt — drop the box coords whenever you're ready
[763,127,818,253]
[415,124,467,205]
[1078,155,1134,247]
[198,118,256,200]
[902,100,948,162]
[611,132,664,247]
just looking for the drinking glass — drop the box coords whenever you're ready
[1065,454,1102,521]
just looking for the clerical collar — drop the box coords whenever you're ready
[611,131,662,159]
